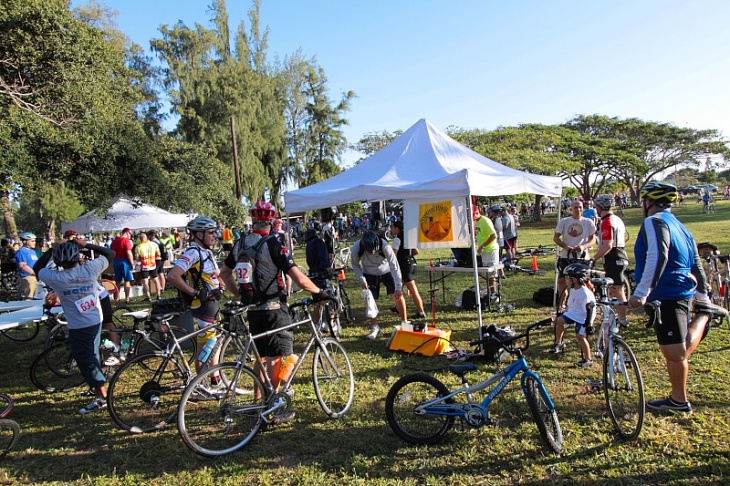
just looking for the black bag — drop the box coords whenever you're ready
[532,286,555,307]
[459,286,491,310]
[478,324,516,363]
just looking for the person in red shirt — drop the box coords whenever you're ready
[111,228,135,303]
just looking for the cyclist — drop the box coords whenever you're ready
[591,194,629,326]
[628,181,728,414]
[15,232,39,300]
[351,230,405,339]
[34,238,116,414]
[548,263,597,367]
[553,200,597,312]
[167,217,225,374]
[219,202,325,409]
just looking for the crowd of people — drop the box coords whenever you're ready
[5,180,726,418]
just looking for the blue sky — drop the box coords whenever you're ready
[73,0,730,167]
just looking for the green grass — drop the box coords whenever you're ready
[2,199,730,484]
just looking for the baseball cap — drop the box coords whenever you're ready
[63,229,77,239]
[122,228,131,234]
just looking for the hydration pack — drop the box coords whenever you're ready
[232,235,276,305]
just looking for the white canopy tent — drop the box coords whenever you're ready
[61,194,192,234]
[285,118,563,329]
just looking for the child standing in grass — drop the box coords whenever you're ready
[548,263,596,367]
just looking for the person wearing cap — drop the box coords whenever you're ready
[15,232,39,299]
[111,228,135,303]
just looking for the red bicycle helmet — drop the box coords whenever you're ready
[250,201,278,221]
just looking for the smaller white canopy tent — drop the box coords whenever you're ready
[61,195,192,234]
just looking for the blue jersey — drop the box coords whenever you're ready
[633,209,706,301]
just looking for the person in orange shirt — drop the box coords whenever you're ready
[134,232,161,301]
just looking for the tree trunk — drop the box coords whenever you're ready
[534,195,543,222]
[1,190,17,240]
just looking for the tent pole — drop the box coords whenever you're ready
[466,196,484,336]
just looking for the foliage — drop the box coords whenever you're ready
[14,181,85,241]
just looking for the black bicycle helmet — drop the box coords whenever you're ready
[594,194,614,210]
[360,230,381,254]
[52,241,80,268]
[186,216,216,232]
[640,181,678,207]
[564,262,591,280]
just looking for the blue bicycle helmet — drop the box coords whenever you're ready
[360,230,381,254]
[19,232,36,241]
[53,241,80,268]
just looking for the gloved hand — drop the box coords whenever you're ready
[319,288,335,300]
[194,289,209,301]
[210,288,224,301]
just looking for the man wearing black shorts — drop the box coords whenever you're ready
[591,195,629,325]
[351,230,405,340]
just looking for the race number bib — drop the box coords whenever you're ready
[74,294,97,314]
[233,262,253,284]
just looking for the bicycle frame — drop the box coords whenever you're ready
[416,356,554,419]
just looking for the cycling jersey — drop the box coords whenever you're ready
[634,209,707,301]
[599,213,628,262]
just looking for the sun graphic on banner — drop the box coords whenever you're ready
[418,201,453,242]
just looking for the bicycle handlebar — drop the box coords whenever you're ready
[469,318,553,355]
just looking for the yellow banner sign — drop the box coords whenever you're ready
[418,201,453,242]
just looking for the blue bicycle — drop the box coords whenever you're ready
[385,318,562,453]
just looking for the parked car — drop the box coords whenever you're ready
[686,184,718,194]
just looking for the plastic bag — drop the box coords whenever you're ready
[362,289,378,318]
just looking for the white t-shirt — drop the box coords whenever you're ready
[38,257,109,330]
[555,216,596,258]
[563,285,596,324]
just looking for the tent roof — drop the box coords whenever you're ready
[61,195,192,233]
[284,118,562,213]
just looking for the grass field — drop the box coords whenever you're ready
[1,199,730,485]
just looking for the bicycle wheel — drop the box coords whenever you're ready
[107,352,189,433]
[603,337,645,440]
[339,283,354,323]
[177,363,266,457]
[30,342,85,393]
[724,285,730,330]
[312,338,353,418]
[522,374,563,453]
[133,326,191,364]
[384,373,454,445]
[2,319,40,342]
[44,322,69,351]
[324,302,341,340]
[0,419,20,459]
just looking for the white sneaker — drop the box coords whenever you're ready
[365,326,381,340]
[103,355,121,367]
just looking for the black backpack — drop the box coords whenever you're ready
[233,235,277,305]
[532,286,555,306]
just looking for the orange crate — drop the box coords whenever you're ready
[389,328,452,356]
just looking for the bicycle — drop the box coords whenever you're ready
[697,242,729,328]
[105,303,244,434]
[30,307,189,393]
[384,318,563,453]
[588,277,645,441]
[332,247,352,271]
[176,296,354,457]
[0,393,20,459]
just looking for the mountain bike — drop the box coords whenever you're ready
[176,296,354,457]
[589,276,645,440]
[384,318,562,453]
[0,393,20,459]
[106,303,244,434]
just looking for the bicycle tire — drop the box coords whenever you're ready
[384,373,455,445]
[312,338,353,418]
[106,352,190,433]
[522,374,563,453]
[2,319,40,342]
[133,325,192,365]
[603,337,645,441]
[177,363,266,457]
[724,288,730,330]
[44,321,68,351]
[324,302,341,340]
[30,342,85,393]
[339,283,354,323]
[0,419,20,459]
[0,394,13,419]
